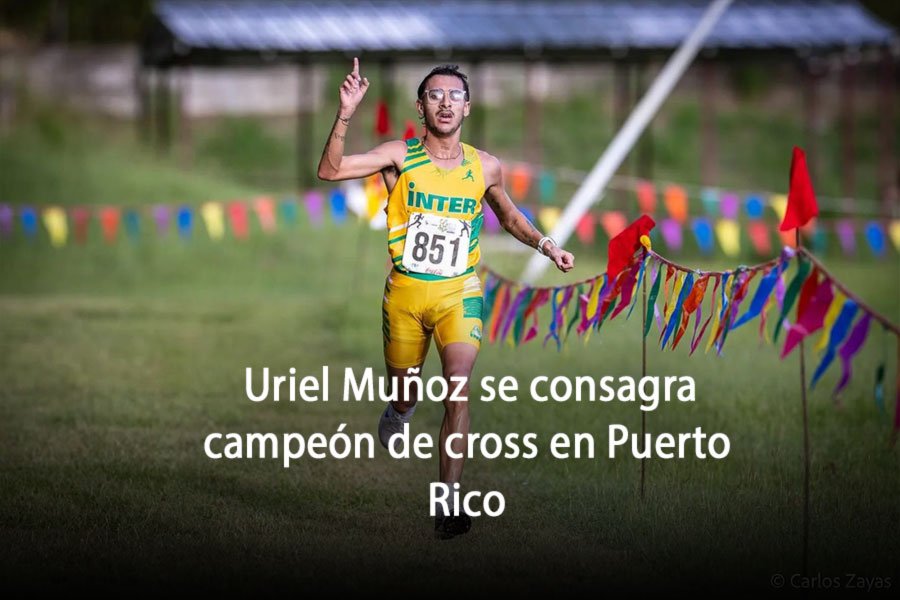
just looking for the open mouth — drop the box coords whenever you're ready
[437,112,453,122]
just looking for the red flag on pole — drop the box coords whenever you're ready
[606,214,656,280]
[375,100,391,137]
[779,146,818,231]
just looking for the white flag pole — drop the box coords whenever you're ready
[521,0,735,283]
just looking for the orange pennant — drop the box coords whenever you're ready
[663,185,689,223]
[99,206,120,244]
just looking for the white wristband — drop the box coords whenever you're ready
[536,235,556,257]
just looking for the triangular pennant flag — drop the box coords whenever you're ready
[510,165,532,201]
[304,191,324,225]
[71,207,91,244]
[748,221,772,255]
[124,209,140,241]
[659,218,682,250]
[575,213,595,244]
[835,219,856,255]
[201,202,225,240]
[538,171,556,204]
[700,188,719,217]
[779,146,818,231]
[663,185,688,223]
[599,211,627,240]
[228,201,249,239]
[538,207,561,232]
[99,206,120,244]
[636,181,656,214]
[21,206,38,238]
[152,205,170,236]
[253,196,276,232]
[329,188,347,224]
[864,221,886,257]
[715,219,740,256]
[770,194,788,221]
[0,203,13,237]
[889,220,900,251]
[745,195,764,220]
[720,193,739,220]
[280,198,298,225]
[42,206,68,247]
[781,276,833,358]
[833,313,872,397]
[177,205,192,239]
[345,180,368,217]
[691,217,714,253]
[374,99,392,137]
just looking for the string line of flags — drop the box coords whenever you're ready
[2,171,898,257]
[477,148,899,438]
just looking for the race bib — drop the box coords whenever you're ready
[401,212,471,277]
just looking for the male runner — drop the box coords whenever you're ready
[317,59,574,539]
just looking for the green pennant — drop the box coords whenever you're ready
[773,257,811,343]
[644,265,664,338]
[566,283,585,338]
[512,288,536,344]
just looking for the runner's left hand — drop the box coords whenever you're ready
[548,247,575,273]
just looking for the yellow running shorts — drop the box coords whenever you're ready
[381,268,484,368]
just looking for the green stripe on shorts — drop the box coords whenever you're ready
[462,296,483,319]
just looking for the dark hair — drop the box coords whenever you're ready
[416,64,470,101]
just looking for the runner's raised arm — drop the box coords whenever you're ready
[317,57,404,181]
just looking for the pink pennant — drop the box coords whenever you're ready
[781,278,833,358]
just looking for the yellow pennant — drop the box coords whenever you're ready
[770,194,788,221]
[42,206,68,247]
[664,270,686,323]
[889,220,900,252]
[538,207,561,232]
[815,290,846,353]
[715,219,741,257]
[706,275,731,353]
[201,202,225,240]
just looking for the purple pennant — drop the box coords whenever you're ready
[660,218,683,250]
[835,219,856,255]
[304,191,324,225]
[833,313,872,397]
[499,287,531,343]
[0,204,13,237]
[483,203,500,233]
[653,302,664,334]
[720,193,740,220]
[152,205,170,236]
[780,278,834,358]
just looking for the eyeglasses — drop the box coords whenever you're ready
[421,88,468,104]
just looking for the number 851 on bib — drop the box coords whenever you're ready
[401,213,471,277]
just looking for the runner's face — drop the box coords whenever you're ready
[417,74,470,136]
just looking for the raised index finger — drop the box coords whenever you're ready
[352,57,360,77]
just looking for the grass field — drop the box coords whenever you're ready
[1,107,898,592]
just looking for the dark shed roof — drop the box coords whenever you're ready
[143,0,897,65]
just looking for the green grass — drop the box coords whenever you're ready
[1,104,898,591]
